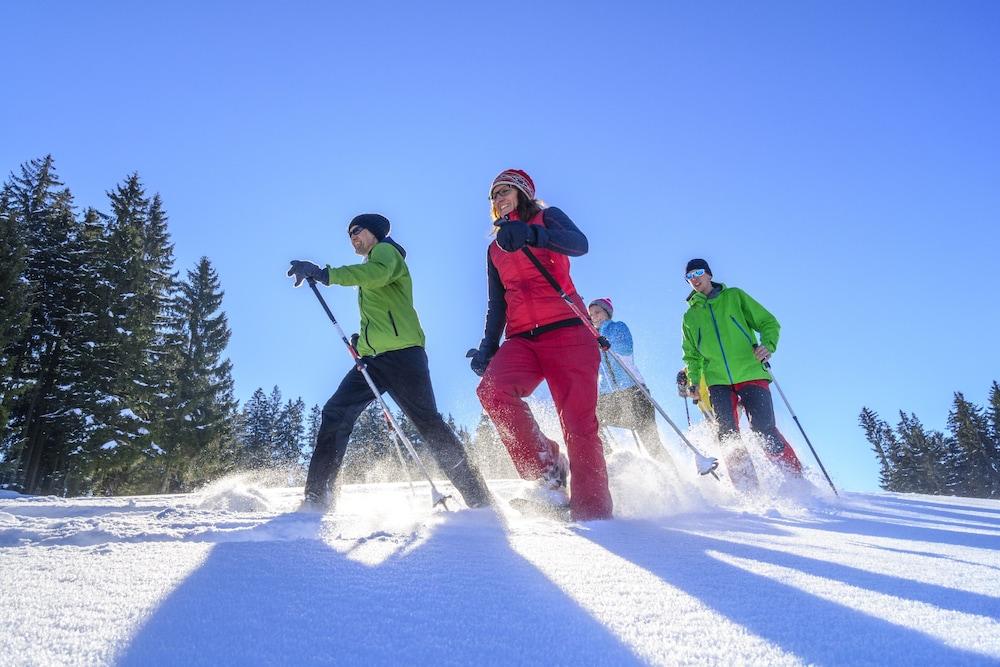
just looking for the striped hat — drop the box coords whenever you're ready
[589,297,614,318]
[490,169,535,200]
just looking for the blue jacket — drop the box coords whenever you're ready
[597,320,646,395]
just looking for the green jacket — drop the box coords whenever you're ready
[682,283,777,388]
[325,241,425,357]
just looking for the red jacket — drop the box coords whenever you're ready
[481,207,589,344]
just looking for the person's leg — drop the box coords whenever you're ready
[708,384,760,492]
[304,368,376,502]
[538,326,612,521]
[380,347,492,507]
[476,337,557,480]
[736,380,803,475]
[596,390,630,454]
[626,386,670,461]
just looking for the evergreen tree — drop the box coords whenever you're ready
[304,404,321,463]
[342,401,391,482]
[987,382,1000,497]
[0,185,31,451]
[240,387,276,469]
[84,175,178,493]
[157,257,237,491]
[473,411,515,479]
[948,392,997,498]
[895,412,948,495]
[274,397,306,466]
[859,407,897,490]
[1,156,91,493]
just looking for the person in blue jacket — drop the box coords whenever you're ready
[588,298,669,462]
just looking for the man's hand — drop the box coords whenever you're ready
[754,345,772,363]
[287,260,328,287]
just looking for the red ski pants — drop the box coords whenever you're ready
[476,325,613,521]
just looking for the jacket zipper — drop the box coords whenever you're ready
[708,303,735,385]
[388,310,399,336]
[730,316,754,345]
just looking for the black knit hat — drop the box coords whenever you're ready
[348,213,390,241]
[685,258,712,276]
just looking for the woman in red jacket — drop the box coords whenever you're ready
[469,169,612,521]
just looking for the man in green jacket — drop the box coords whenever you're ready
[288,214,492,509]
[680,258,803,491]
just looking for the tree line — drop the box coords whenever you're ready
[860,381,1000,498]
[0,156,513,496]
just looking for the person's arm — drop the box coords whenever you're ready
[682,320,704,391]
[479,253,506,353]
[607,321,634,356]
[327,243,402,288]
[536,207,588,256]
[739,288,780,353]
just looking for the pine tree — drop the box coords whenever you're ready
[274,398,306,466]
[895,412,948,494]
[948,392,996,498]
[859,407,897,490]
[2,156,92,493]
[86,174,179,492]
[304,404,321,462]
[240,387,276,469]
[987,382,1000,497]
[473,411,515,479]
[343,401,391,482]
[157,257,237,491]
[0,185,31,454]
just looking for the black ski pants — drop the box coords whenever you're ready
[596,385,668,460]
[304,346,491,507]
[707,380,802,473]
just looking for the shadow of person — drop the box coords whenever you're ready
[574,517,995,665]
[117,509,642,665]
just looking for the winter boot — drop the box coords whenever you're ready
[725,447,760,495]
[524,452,570,507]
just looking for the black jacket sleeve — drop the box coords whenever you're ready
[480,251,506,352]
[535,207,588,257]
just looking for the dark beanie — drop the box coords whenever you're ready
[685,258,712,276]
[349,213,390,241]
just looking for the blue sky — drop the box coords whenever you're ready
[3,1,998,492]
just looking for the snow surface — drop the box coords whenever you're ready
[2,451,999,667]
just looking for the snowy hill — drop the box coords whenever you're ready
[2,462,999,666]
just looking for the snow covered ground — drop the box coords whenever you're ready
[2,451,999,666]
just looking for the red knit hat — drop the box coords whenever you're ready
[490,169,535,200]
[589,297,614,319]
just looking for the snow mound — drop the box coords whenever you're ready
[0,490,24,499]
[196,478,273,512]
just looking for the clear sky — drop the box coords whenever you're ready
[3,1,998,492]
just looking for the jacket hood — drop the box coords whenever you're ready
[686,282,726,305]
[379,236,406,259]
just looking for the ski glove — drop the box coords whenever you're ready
[287,260,328,287]
[466,344,497,377]
[496,221,542,252]
[350,333,360,352]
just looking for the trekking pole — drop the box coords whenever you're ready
[684,398,692,427]
[755,346,838,496]
[384,414,418,501]
[517,245,719,478]
[628,429,647,455]
[306,279,452,509]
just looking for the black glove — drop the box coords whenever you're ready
[287,260,328,287]
[495,221,538,252]
[466,345,497,377]
[350,333,360,351]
